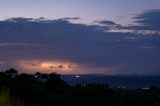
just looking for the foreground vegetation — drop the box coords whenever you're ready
[0,88,24,106]
[0,68,160,106]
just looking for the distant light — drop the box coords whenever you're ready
[118,85,126,89]
[142,88,150,90]
[75,75,80,78]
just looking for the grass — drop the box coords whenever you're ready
[0,88,23,106]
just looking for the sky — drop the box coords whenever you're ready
[0,0,160,24]
[0,0,160,74]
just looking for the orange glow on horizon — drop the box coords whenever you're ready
[16,60,78,74]
[14,59,121,74]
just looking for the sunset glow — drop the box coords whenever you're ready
[16,60,80,74]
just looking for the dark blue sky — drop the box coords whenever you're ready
[0,1,160,74]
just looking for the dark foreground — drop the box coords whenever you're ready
[0,69,160,106]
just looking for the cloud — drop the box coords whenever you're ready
[57,65,65,69]
[97,20,119,26]
[59,17,81,20]
[119,10,160,33]
[137,10,160,31]
[93,20,121,31]
[106,10,160,35]
[134,10,160,27]
[137,46,156,49]
[0,15,160,74]
[0,43,31,47]
[0,61,5,64]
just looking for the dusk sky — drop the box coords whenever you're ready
[0,0,160,74]
[1,0,160,24]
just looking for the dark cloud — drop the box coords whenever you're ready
[4,17,34,22]
[134,10,160,25]
[57,65,65,69]
[97,20,119,26]
[123,10,160,31]
[94,20,121,31]
[0,15,160,74]
[59,17,81,20]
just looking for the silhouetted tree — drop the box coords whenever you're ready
[5,68,18,78]
[45,73,68,91]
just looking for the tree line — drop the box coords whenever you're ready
[0,68,160,106]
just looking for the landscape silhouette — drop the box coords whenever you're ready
[0,68,160,106]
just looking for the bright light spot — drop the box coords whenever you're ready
[118,85,126,89]
[142,88,150,90]
[75,75,80,78]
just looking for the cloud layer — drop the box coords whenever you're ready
[0,10,160,74]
